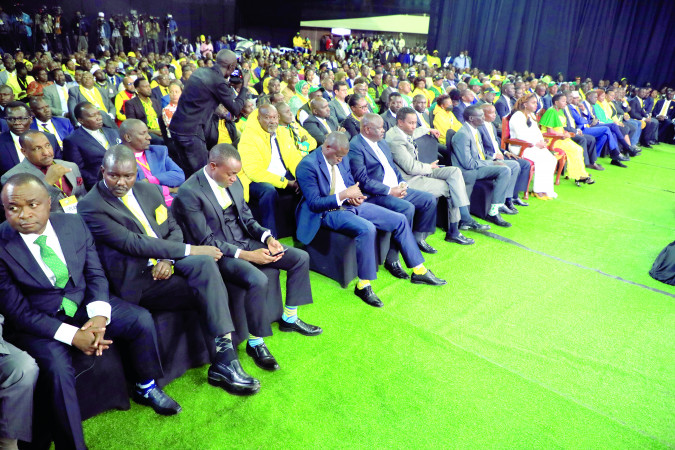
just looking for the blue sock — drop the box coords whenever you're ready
[282,305,298,323]
[448,222,460,238]
[248,335,264,347]
[136,379,156,396]
[459,206,472,222]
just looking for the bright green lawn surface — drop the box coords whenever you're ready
[84,144,675,449]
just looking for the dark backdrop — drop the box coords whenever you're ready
[427,0,675,87]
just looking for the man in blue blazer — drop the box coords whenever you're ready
[296,133,445,308]
[495,83,515,119]
[0,102,61,179]
[348,114,439,279]
[629,88,659,146]
[29,97,75,152]
[0,174,180,450]
[62,102,121,190]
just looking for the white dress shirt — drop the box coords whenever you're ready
[10,132,25,163]
[361,135,398,189]
[266,133,287,177]
[36,119,64,146]
[55,83,69,115]
[19,221,111,345]
[82,126,110,149]
[203,170,271,256]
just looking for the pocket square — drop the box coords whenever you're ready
[76,177,83,186]
[155,204,167,225]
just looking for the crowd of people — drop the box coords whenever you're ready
[0,9,674,449]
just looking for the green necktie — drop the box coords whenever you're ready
[34,235,77,317]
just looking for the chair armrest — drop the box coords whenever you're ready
[503,138,532,157]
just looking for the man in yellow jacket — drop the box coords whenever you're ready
[238,104,304,236]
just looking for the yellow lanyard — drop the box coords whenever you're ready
[38,122,63,147]
[80,86,106,110]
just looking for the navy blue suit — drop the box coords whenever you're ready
[494,95,514,119]
[296,148,423,280]
[62,126,121,190]
[348,134,437,234]
[0,214,161,450]
[30,116,76,152]
[479,123,531,196]
[135,145,185,186]
[0,131,61,179]
[628,96,659,143]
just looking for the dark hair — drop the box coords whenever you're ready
[436,94,450,107]
[463,104,482,122]
[5,101,30,115]
[209,143,241,163]
[396,106,416,123]
[347,94,364,108]
[102,144,136,169]
[74,101,95,120]
[333,80,347,93]
[133,77,148,88]
[18,130,46,148]
[552,93,565,104]
[388,92,402,105]
[2,173,47,194]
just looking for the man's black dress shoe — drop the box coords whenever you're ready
[354,285,383,307]
[610,159,627,168]
[133,387,182,415]
[246,342,279,371]
[411,269,446,286]
[278,318,323,336]
[616,153,630,161]
[384,260,409,279]
[504,199,520,212]
[512,197,529,206]
[459,220,490,231]
[485,213,511,227]
[648,140,658,146]
[444,233,474,245]
[640,143,652,149]
[498,205,517,215]
[208,360,261,395]
[417,239,437,254]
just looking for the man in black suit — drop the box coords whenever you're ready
[172,144,322,371]
[78,146,261,397]
[0,85,14,120]
[495,82,515,119]
[653,88,675,142]
[124,78,165,146]
[0,102,61,179]
[169,49,249,177]
[628,87,659,147]
[62,102,121,190]
[380,92,404,131]
[302,98,340,146]
[0,174,180,450]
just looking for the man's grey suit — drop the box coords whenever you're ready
[385,127,468,222]
[328,98,350,123]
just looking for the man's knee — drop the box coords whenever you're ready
[0,351,38,388]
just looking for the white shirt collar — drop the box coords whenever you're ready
[19,220,57,247]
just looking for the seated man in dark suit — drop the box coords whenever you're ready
[296,133,446,308]
[0,85,14,120]
[349,114,443,275]
[1,102,61,179]
[78,146,260,397]
[478,104,532,207]
[380,92,404,131]
[1,131,86,213]
[62,102,121,190]
[451,105,516,228]
[172,144,321,371]
[0,174,180,450]
[118,119,184,207]
[124,78,165,146]
[67,71,117,129]
[29,97,75,154]
[303,98,340,146]
[652,88,675,143]
[453,89,475,124]
[0,312,38,450]
[628,87,659,147]
[495,82,515,119]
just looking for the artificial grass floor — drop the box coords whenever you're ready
[83,144,675,448]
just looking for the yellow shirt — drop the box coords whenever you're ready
[432,105,462,145]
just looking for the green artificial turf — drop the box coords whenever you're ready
[83,144,675,448]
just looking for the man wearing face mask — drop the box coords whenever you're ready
[169,49,250,177]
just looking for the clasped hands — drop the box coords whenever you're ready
[339,181,367,206]
[73,315,111,356]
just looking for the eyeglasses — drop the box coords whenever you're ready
[6,116,31,122]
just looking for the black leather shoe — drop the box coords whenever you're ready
[278,318,323,336]
[610,159,627,168]
[648,140,658,146]
[133,387,182,415]
[444,233,475,245]
[616,153,630,161]
[354,285,383,307]
[630,145,642,154]
[384,260,409,279]
[485,213,512,227]
[512,197,529,206]
[411,269,446,286]
[208,360,261,395]
[640,143,652,149]
[246,342,279,371]
[417,239,437,254]
[504,199,519,213]
[459,220,490,231]
[499,205,517,215]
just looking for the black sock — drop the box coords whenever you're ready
[385,248,399,265]
[215,335,236,365]
[447,222,459,238]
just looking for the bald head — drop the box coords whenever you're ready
[257,104,279,134]
[322,132,350,165]
[360,114,385,141]
[216,49,238,77]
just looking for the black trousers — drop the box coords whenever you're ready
[171,132,208,178]
[11,297,161,450]
[216,243,312,337]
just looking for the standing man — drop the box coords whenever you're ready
[169,49,249,176]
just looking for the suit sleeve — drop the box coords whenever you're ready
[62,137,96,189]
[152,149,185,187]
[125,100,140,120]
[495,100,507,119]
[67,89,79,126]
[387,134,432,177]
[348,141,391,196]
[213,77,247,118]
[451,130,477,170]
[171,188,241,258]
[78,215,111,305]
[296,159,340,213]
[303,118,327,146]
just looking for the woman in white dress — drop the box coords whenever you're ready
[508,93,559,199]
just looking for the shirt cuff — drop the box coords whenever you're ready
[54,323,79,346]
[87,300,112,325]
[234,249,242,258]
[184,244,191,256]
[335,193,345,206]
[260,231,272,244]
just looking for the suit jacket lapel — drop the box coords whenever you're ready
[2,229,52,286]
[197,171,227,232]
[316,151,331,188]
[134,186,162,236]
[1,134,20,166]
[98,182,147,235]
[51,215,79,275]
[358,135,384,170]
[79,128,106,153]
